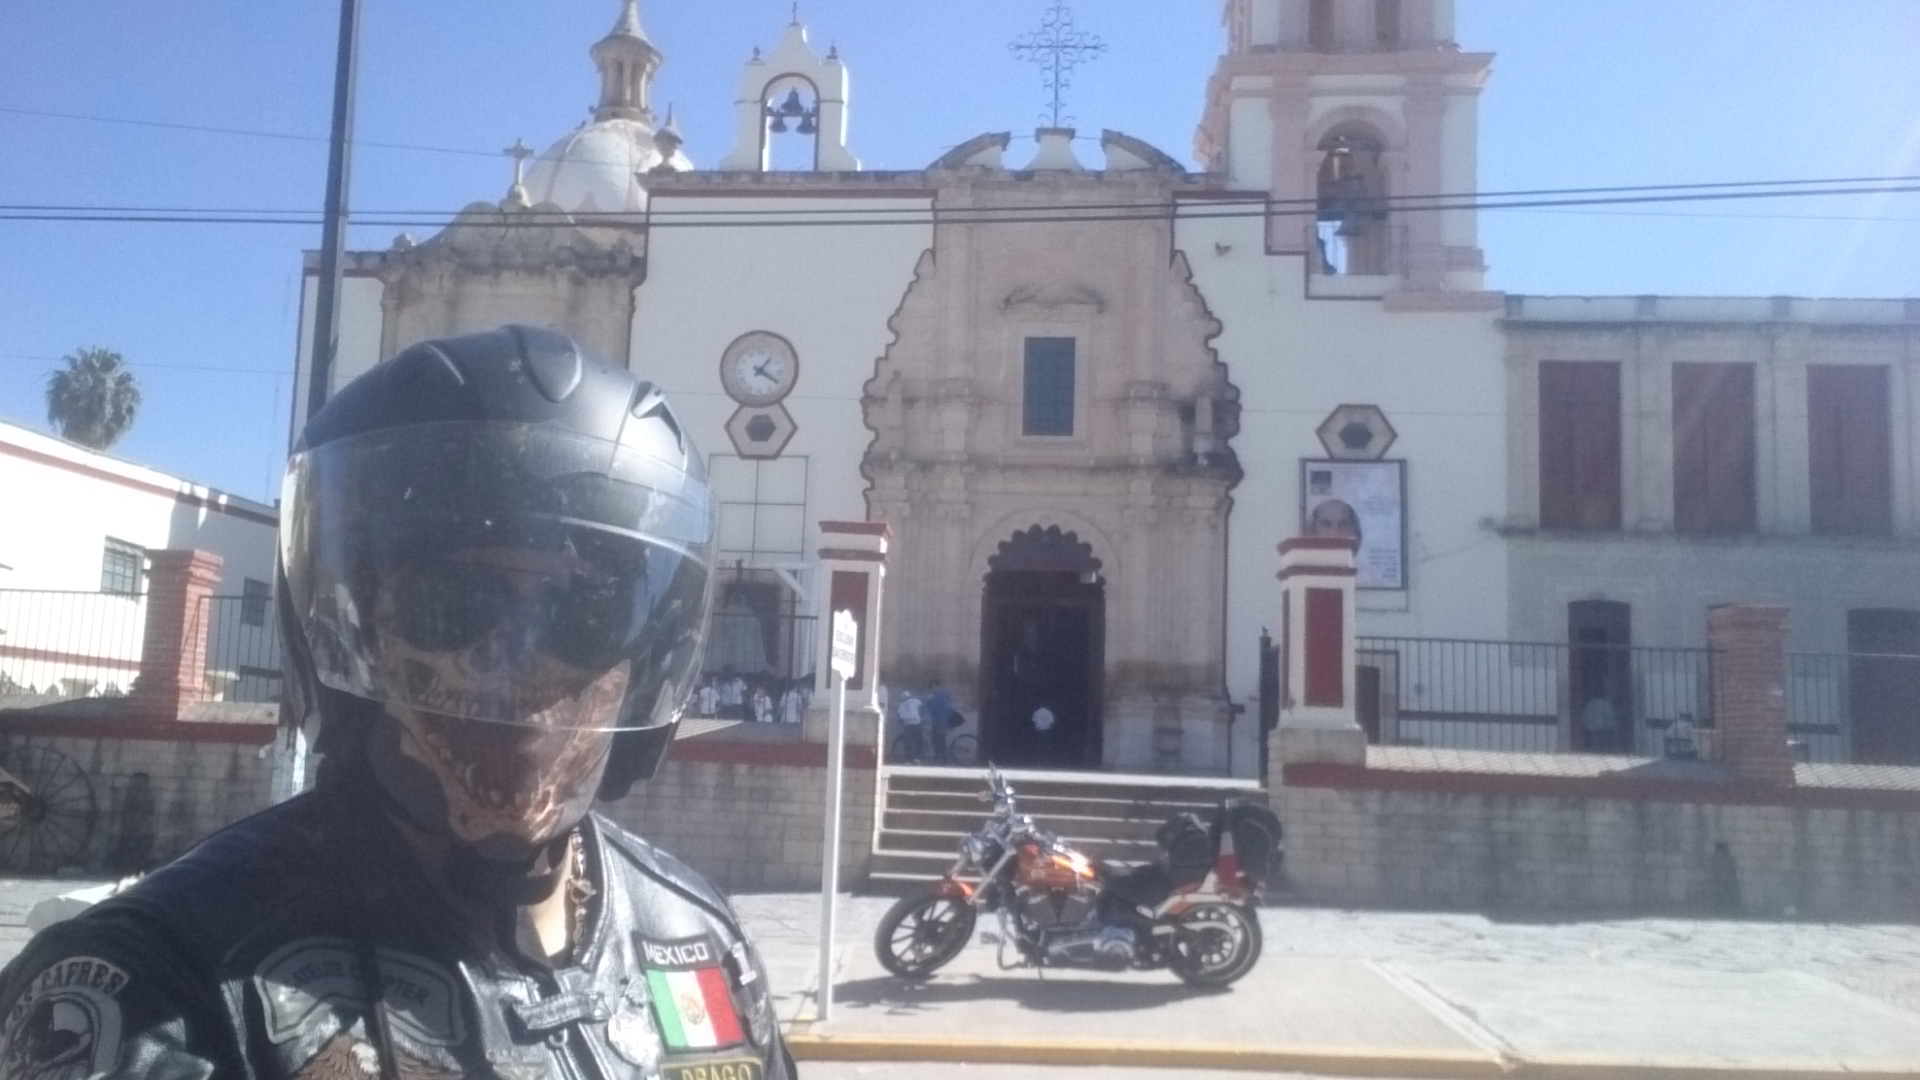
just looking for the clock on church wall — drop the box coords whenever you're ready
[719,331,800,408]
[720,331,800,459]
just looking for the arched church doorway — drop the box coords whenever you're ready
[979,526,1106,769]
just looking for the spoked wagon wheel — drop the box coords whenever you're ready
[0,746,98,873]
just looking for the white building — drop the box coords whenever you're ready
[0,420,280,700]
[289,0,1920,774]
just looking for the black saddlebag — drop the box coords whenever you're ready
[1157,811,1216,888]
[1219,801,1285,887]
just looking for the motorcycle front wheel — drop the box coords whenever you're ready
[1168,902,1261,988]
[874,890,977,980]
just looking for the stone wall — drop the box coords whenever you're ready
[1276,766,1920,921]
[0,710,872,895]
[0,722,276,873]
[603,745,876,893]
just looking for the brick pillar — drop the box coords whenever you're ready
[132,550,223,720]
[1707,604,1794,786]
[806,521,890,746]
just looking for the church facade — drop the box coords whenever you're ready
[292,0,1920,777]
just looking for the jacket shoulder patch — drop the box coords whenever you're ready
[0,956,130,1080]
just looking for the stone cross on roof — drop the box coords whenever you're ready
[503,138,535,205]
[1009,1,1107,129]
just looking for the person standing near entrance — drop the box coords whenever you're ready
[896,690,926,762]
[1030,703,1057,764]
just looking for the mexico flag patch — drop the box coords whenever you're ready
[641,936,745,1051]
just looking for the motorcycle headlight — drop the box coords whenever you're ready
[962,834,990,866]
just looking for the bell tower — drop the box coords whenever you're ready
[1198,0,1492,296]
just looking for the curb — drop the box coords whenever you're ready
[784,1033,1916,1079]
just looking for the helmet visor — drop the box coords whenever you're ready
[282,421,714,732]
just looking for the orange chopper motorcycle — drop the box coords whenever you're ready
[873,769,1281,988]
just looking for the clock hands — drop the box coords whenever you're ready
[753,359,777,383]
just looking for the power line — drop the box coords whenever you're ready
[7,103,1920,210]
[2,181,1918,231]
[0,354,289,376]
[4,174,1919,220]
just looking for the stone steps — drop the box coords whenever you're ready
[869,767,1262,888]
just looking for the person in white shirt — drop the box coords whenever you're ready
[780,683,804,725]
[697,680,720,717]
[896,691,926,762]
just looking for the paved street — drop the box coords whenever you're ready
[8,879,1920,1071]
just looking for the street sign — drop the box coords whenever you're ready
[830,610,857,680]
[817,607,859,1025]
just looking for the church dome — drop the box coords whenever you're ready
[522,119,693,215]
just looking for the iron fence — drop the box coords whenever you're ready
[200,595,284,703]
[1357,637,1715,756]
[0,589,146,699]
[1787,651,1920,765]
[701,612,818,684]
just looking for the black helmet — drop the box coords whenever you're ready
[278,325,713,868]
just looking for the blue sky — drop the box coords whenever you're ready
[2,0,1916,502]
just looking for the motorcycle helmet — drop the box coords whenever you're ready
[278,325,714,881]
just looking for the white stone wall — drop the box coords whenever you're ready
[0,730,275,872]
[289,271,386,438]
[1278,781,1920,920]
[603,757,876,893]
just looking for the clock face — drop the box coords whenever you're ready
[720,332,799,407]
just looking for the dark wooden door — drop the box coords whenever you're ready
[1849,609,1920,765]
[1569,600,1633,753]
[979,571,1104,769]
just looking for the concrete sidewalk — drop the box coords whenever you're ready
[8,880,1920,1075]
[732,894,1920,1077]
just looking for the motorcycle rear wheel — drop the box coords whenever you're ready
[874,890,977,980]
[1168,902,1261,988]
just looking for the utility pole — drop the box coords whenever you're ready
[306,0,362,425]
[277,0,361,806]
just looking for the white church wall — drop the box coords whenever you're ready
[289,270,387,437]
[1228,92,1275,190]
[631,192,933,575]
[1175,208,1511,723]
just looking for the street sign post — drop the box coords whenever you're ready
[816,609,858,1024]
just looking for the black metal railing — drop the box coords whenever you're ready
[1787,651,1920,765]
[0,589,146,699]
[200,595,284,704]
[1357,637,1715,756]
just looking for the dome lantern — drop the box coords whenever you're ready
[591,0,663,124]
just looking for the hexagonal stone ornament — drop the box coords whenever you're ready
[1316,404,1397,460]
[726,403,797,459]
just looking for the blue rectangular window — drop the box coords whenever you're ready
[1023,337,1076,437]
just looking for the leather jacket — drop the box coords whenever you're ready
[0,787,795,1080]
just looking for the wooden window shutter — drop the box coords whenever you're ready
[1673,364,1756,533]
[1809,365,1892,535]
[1539,361,1621,530]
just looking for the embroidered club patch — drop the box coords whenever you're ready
[0,956,129,1080]
[640,936,744,1051]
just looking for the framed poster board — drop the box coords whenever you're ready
[1301,459,1407,590]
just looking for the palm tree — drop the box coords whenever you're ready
[45,347,142,450]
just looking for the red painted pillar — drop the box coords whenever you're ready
[809,521,891,745]
[132,550,223,720]
[1270,536,1366,778]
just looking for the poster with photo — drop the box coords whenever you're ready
[1301,460,1407,590]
